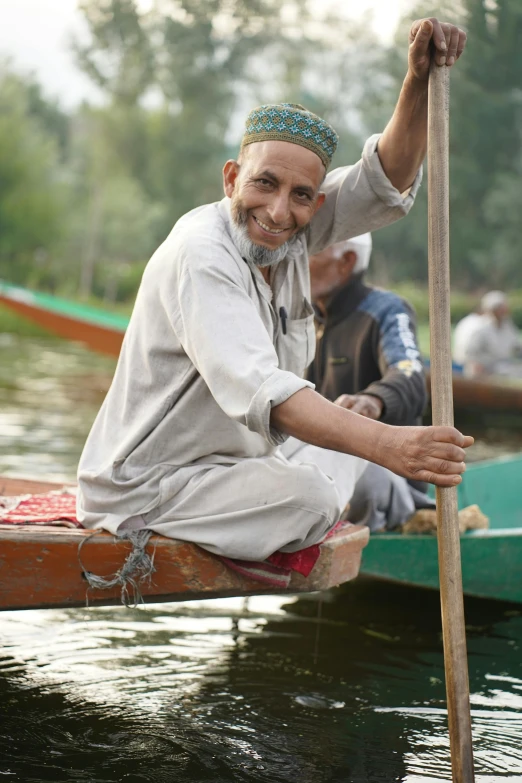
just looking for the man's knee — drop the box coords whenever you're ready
[286,462,341,524]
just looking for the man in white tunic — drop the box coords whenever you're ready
[453,310,484,367]
[78,18,472,561]
[463,291,522,378]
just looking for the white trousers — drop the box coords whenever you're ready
[121,440,367,562]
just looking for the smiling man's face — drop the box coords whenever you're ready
[223,140,326,266]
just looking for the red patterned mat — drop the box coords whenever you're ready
[223,520,347,586]
[0,490,80,528]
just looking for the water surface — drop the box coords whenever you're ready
[1,336,522,782]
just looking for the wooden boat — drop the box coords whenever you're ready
[424,370,522,431]
[0,280,127,358]
[361,453,522,603]
[0,477,369,612]
[3,281,522,424]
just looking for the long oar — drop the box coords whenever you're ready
[427,62,475,782]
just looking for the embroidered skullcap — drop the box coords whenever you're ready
[481,290,507,312]
[241,103,338,169]
[334,233,372,273]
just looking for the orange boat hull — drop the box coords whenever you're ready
[0,295,125,358]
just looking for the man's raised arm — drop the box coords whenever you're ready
[377,17,467,193]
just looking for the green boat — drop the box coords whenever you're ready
[361,453,522,603]
[0,280,127,357]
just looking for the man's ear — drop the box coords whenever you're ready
[223,160,240,198]
[312,191,326,215]
[339,249,358,283]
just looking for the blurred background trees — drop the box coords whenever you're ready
[370,0,522,289]
[1,0,522,302]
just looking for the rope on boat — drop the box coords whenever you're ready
[78,530,157,608]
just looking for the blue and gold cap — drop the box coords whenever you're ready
[241,103,338,169]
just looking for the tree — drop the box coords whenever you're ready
[63,104,166,297]
[0,67,65,285]
[366,0,522,288]
[74,0,155,106]
[73,0,382,239]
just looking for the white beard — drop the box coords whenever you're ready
[229,217,293,268]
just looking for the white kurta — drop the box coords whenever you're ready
[463,315,522,377]
[77,134,422,560]
[453,312,485,365]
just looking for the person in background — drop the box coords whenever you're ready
[308,234,435,531]
[463,290,522,378]
[453,306,484,367]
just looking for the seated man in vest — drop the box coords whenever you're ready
[77,19,470,559]
[308,233,435,531]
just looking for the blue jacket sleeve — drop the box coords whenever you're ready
[362,294,427,425]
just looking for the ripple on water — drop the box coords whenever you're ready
[0,593,521,782]
[0,337,116,481]
[377,693,522,780]
[1,598,362,781]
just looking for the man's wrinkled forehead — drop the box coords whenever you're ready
[241,140,325,190]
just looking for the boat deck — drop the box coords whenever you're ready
[0,477,369,611]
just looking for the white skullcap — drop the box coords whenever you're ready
[481,290,507,312]
[333,233,372,273]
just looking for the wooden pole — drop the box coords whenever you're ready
[427,62,475,783]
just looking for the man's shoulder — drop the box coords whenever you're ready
[147,199,241,280]
[358,287,414,324]
[170,200,230,248]
[455,312,484,332]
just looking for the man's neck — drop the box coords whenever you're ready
[314,274,369,324]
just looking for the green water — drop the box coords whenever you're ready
[0,334,115,480]
[1,335,522,782]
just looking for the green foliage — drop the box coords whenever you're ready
[2,0,522,307]
[25,79,70,158]
[74,0,155,105]
[66,0,379,288]
[371,0,522,288]
[0,67,66,284]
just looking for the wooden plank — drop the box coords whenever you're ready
[361,529,522,603]
[0,477,73,495]
[0,523,368,610]
[360,454,522,602]
[458,455,522,529]
[0,476,369,610]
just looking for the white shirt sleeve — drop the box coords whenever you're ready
[307,134,423,255]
